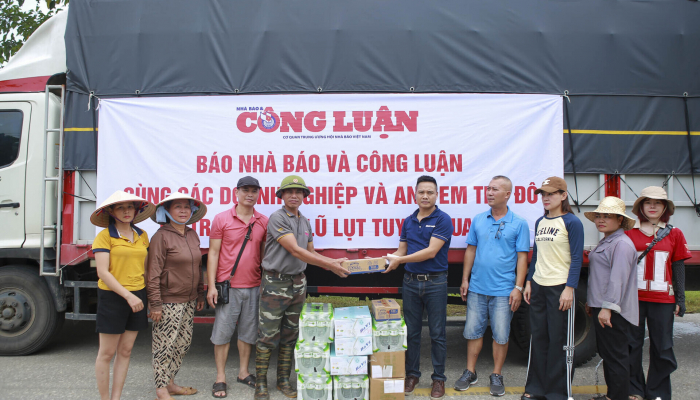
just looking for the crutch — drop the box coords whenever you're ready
[564,293,576,400]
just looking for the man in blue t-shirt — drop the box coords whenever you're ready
[384,175,453,400]
[454,175,530,396]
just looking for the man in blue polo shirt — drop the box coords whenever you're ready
[454,175,529,397]
[385,175,453,400]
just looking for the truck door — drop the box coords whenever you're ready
[0,103,31,248]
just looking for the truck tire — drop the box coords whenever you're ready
[510,282,597,366]
[0,265,64,355]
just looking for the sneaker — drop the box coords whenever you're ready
[489,373,505,396]
[454,369,477,391]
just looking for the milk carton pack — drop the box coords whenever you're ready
[294,341,331,374]
[334,306,372,338]
[298,373,333,400]
[299,303,334,343]
[333,375,369,400]
[334,336,373,356]
[330,345,368,375]
[370,299,401,321]
[372,317,407,353]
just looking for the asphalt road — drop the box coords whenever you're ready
[2,314,700,400]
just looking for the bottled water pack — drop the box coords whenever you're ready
[299,303,334,344]
[298,373,332,400]
[372,317,407,352]
[294,341,331,374]
[333,375,369,400]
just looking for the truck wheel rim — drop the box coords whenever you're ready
[0,288,35,337]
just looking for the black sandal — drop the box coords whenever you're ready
[212,382,227,398]
[237,374,256,388]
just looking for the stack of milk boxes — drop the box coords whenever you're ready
[331,306,372,400]
[368,299,407,400]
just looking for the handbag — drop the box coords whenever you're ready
[215,224,254,304]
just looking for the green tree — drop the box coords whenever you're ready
[1,0,55,65]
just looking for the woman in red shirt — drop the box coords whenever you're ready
[626,186,691,400]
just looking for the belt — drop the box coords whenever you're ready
[263,270,305,279]
[406,271,447,281]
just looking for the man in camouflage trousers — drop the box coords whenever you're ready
[254,175,350,400]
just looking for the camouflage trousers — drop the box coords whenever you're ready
[256,270,307,351]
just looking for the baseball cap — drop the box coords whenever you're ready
[534,176,567,195]
[237,176,261,188]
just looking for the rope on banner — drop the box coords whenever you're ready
[563,91,581,213]
[682,94,700,217]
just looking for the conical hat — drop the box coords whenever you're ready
[632,186,675,217]
[584,196,636,231]
[90,191,155,228]
[150,191,208,225]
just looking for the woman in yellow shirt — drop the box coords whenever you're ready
[91,191,154,400]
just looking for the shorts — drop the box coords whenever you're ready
[96,288,148,334]
[463,291,513,345]
[210,286,260,345]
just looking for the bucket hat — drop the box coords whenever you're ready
[276,175,310,198]
[584,196,636,231]
[90,191,155,228]
[534,176,567,195]
[632,186,675,217]
[150,191,208,225]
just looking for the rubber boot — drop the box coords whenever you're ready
[276,342,297,398]
[255,346,272,400]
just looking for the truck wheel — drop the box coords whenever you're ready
[510,283,597,366]
[0,266,63,355]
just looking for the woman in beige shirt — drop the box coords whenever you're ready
[147,192,207,400]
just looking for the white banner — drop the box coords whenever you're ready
[97,93,563,248]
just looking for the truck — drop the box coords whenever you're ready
[0,0,698,366]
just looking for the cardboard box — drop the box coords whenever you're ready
[295,341,331,375]
[335,306,372,338]
[298,373,333,400]
[330,345,368,375]
[299,303,334,343]
[370,299,401,321]
[333,375,369,400]
[369,377,405,400]
[334,336,373,356]
[368,351,405,379]
[341,258,387,274]
[372,318,407,353]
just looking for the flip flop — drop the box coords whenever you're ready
[169,386,197,396]
[212,382,227,398]
[237,374,256,388]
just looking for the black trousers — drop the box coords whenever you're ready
[629,301,677,400]
[525,281,573,400]
[593,308,632,400]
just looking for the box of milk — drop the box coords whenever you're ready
[334,306,372,338]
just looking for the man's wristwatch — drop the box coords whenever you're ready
[515,285,523,293]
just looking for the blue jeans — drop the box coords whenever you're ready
[463,291,513,345]
[403,272,448,382]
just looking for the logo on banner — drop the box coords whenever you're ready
[258,107,280,132]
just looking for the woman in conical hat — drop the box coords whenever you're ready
[583,196,638,400]
[90,190,154,400]
[146,191,207,399]
[625,187,691,400]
